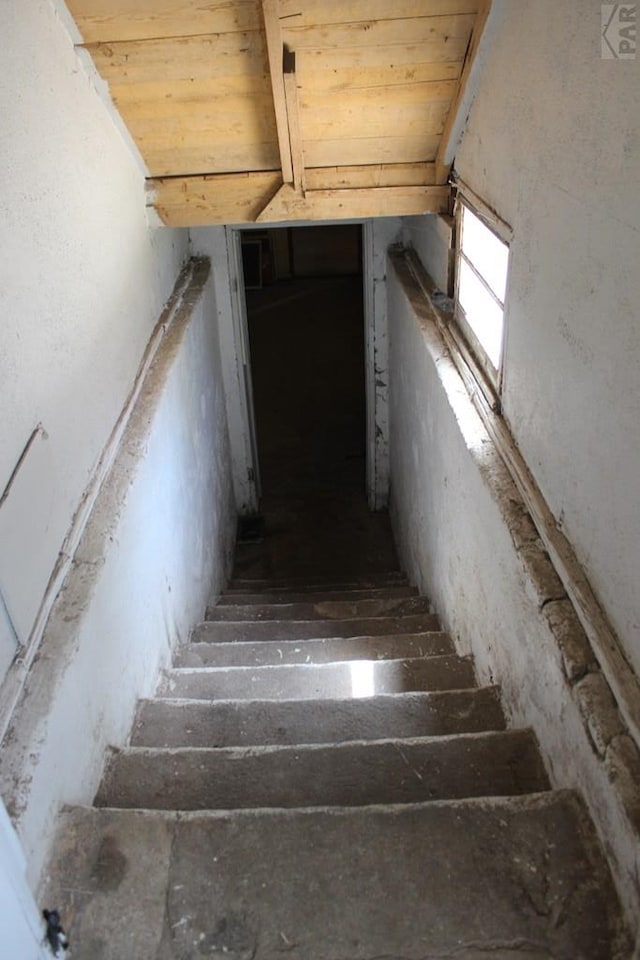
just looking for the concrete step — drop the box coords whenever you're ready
[175,631,453,668]
[45,794,630,960]
[215,584,418,605]
[204,595,432,622]
[225,572,408,593]
[46,791,631,960]
[96,729,549,810]
[132,688,507,748]
[193,612,440,644]
[160,655,475,701]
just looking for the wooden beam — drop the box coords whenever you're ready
[434,0,492,182]
[149,171,282,226]
[257,183,450,222]
[283,50,305,193]
[149,174,449,226]
[261,0,293,184]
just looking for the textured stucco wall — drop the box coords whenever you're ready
[453,0,640,677]
[0,0,189,668]
[1,262,236,886]
[387,258,640,930]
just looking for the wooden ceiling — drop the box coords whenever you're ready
[66,0,490,225]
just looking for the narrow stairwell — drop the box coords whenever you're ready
[43,573,629,958]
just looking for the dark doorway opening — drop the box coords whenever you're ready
[235,224,398,580]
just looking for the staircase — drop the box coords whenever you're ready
[44,573,629,958]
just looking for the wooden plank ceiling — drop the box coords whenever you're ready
[66,0,490,225]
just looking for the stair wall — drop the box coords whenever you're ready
[0,259,235,886]
[387,251,640,932]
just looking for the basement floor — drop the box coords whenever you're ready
[233,274,399,581]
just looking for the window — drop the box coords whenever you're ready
[454,199,510,399]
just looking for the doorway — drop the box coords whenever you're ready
[234,224,397,580]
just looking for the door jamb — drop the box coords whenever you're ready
[226,220,389,513]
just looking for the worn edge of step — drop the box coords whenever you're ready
[95,728,550,809]
[204,597,434,621]
[159,653,474,685]
[129,688,508,747]
[104,727,546,764]
[225,573,407,589]
[158,655,477,700]
[140,685,493,711]
[190,627,445,647]
[204,594,434,623]
[60,787,580,822]
[134,686,503,710]
[192,613,442,641]
[163,652,467,673]
[214,586,419,606]
[174,631,453,666]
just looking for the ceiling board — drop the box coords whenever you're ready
[68,0,493,222]
[66,0,261,42]
[298,62,463,91]
[278,0,480,23]
[86,32,269,85]
[303,135,442,168]
[281,15,476,49]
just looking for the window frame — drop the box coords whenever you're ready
[452,186,512,409]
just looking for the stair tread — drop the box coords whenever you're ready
[160,654,476,700]
[216,585,418,604]
[46,792,629,960]
[95,729,549,810]
[194,612,440,643]
[205,596,432,621]
[132,687,506,747]
[176,631,452,667]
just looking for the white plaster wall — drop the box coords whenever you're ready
[387,261,640,928]
[1,262,236,885]
[453,0,640,675]
[402,214,454,294]
[0,0,188,658]
[191,227,260,515]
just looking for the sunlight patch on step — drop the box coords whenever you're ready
[350,660,375,698]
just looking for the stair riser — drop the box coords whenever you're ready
[193,613,440,644]
[205,597,432,622]
[96,731,548,810]
[132,689,506,748]
[175,632,452,668]
[161,656,475,701]
[215,586,418,605]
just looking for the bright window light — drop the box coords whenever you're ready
[458,259,504,368]
[457,204,510,374]
[461,206,509,301]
